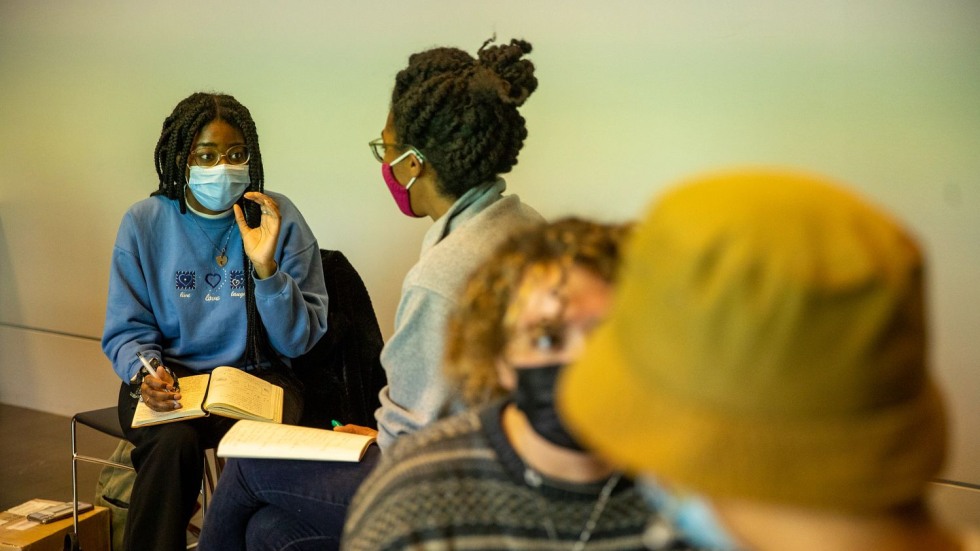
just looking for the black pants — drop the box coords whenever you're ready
[117,367,303,551]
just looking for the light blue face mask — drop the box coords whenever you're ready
[187,164,251,212]
[637,477,741,551]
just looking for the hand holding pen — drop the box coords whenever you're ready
[136,351,182,412]
[331,420,379,438]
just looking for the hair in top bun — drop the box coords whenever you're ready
[391,38,538,198]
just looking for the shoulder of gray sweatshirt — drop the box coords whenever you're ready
[375,178,544,451]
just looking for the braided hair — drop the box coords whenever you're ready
[151,92,278,370]
[390,38,538,199]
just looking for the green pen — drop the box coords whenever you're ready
[331,419,343,428]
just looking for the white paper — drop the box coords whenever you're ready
[6,499,60,516]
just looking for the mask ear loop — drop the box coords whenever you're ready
[390,147,426,190]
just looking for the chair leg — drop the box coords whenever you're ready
[202,453,213,514]
[70,417,80,536]
[186,451,220,549]
[185,487,204,549]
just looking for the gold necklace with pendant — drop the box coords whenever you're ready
[189,216,236,267]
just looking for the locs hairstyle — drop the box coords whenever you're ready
[390,38,538,199]
[152,92,264,211]
[151,92,276,369]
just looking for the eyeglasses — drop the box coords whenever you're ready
[368,138,425,164]
[188,145,250,167]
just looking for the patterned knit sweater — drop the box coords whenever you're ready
[343,400,686,551]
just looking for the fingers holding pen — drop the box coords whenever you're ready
[332,423,379,438]
[142,373,182,411]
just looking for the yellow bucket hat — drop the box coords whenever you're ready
[558,168,947,513]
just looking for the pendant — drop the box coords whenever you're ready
[216,254,228,267]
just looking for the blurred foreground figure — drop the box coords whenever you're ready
[560,168,980,551]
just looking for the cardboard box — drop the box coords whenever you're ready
[0,505,108,551]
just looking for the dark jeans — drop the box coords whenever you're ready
[118,367,303,551]
[197,446,381,551]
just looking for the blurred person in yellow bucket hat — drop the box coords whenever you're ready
[558,167,980,551]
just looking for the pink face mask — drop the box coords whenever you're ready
[381,153,424,218]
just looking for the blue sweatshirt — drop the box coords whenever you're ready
[102,193,329,382]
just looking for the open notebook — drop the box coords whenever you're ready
[217,419,376,462]
[131,366,283,428]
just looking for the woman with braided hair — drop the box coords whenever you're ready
[365,36,544,449]
[199,38,542,551]
[102,92,328,551]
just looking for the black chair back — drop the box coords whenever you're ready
[292,249,386,429]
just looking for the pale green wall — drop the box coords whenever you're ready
[1,0,978,516]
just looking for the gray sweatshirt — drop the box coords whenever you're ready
[375,178,543,450]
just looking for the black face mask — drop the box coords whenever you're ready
[512,363,587,451]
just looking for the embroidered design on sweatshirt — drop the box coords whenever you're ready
[204,270,225,302]
[229,270,245,289]
[228,270,245,299]
[176,271,196,290]
[205,273,222,289]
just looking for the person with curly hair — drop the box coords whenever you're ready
[341,218,695,550]
[199,38,543,551]
[102,91,329,551]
